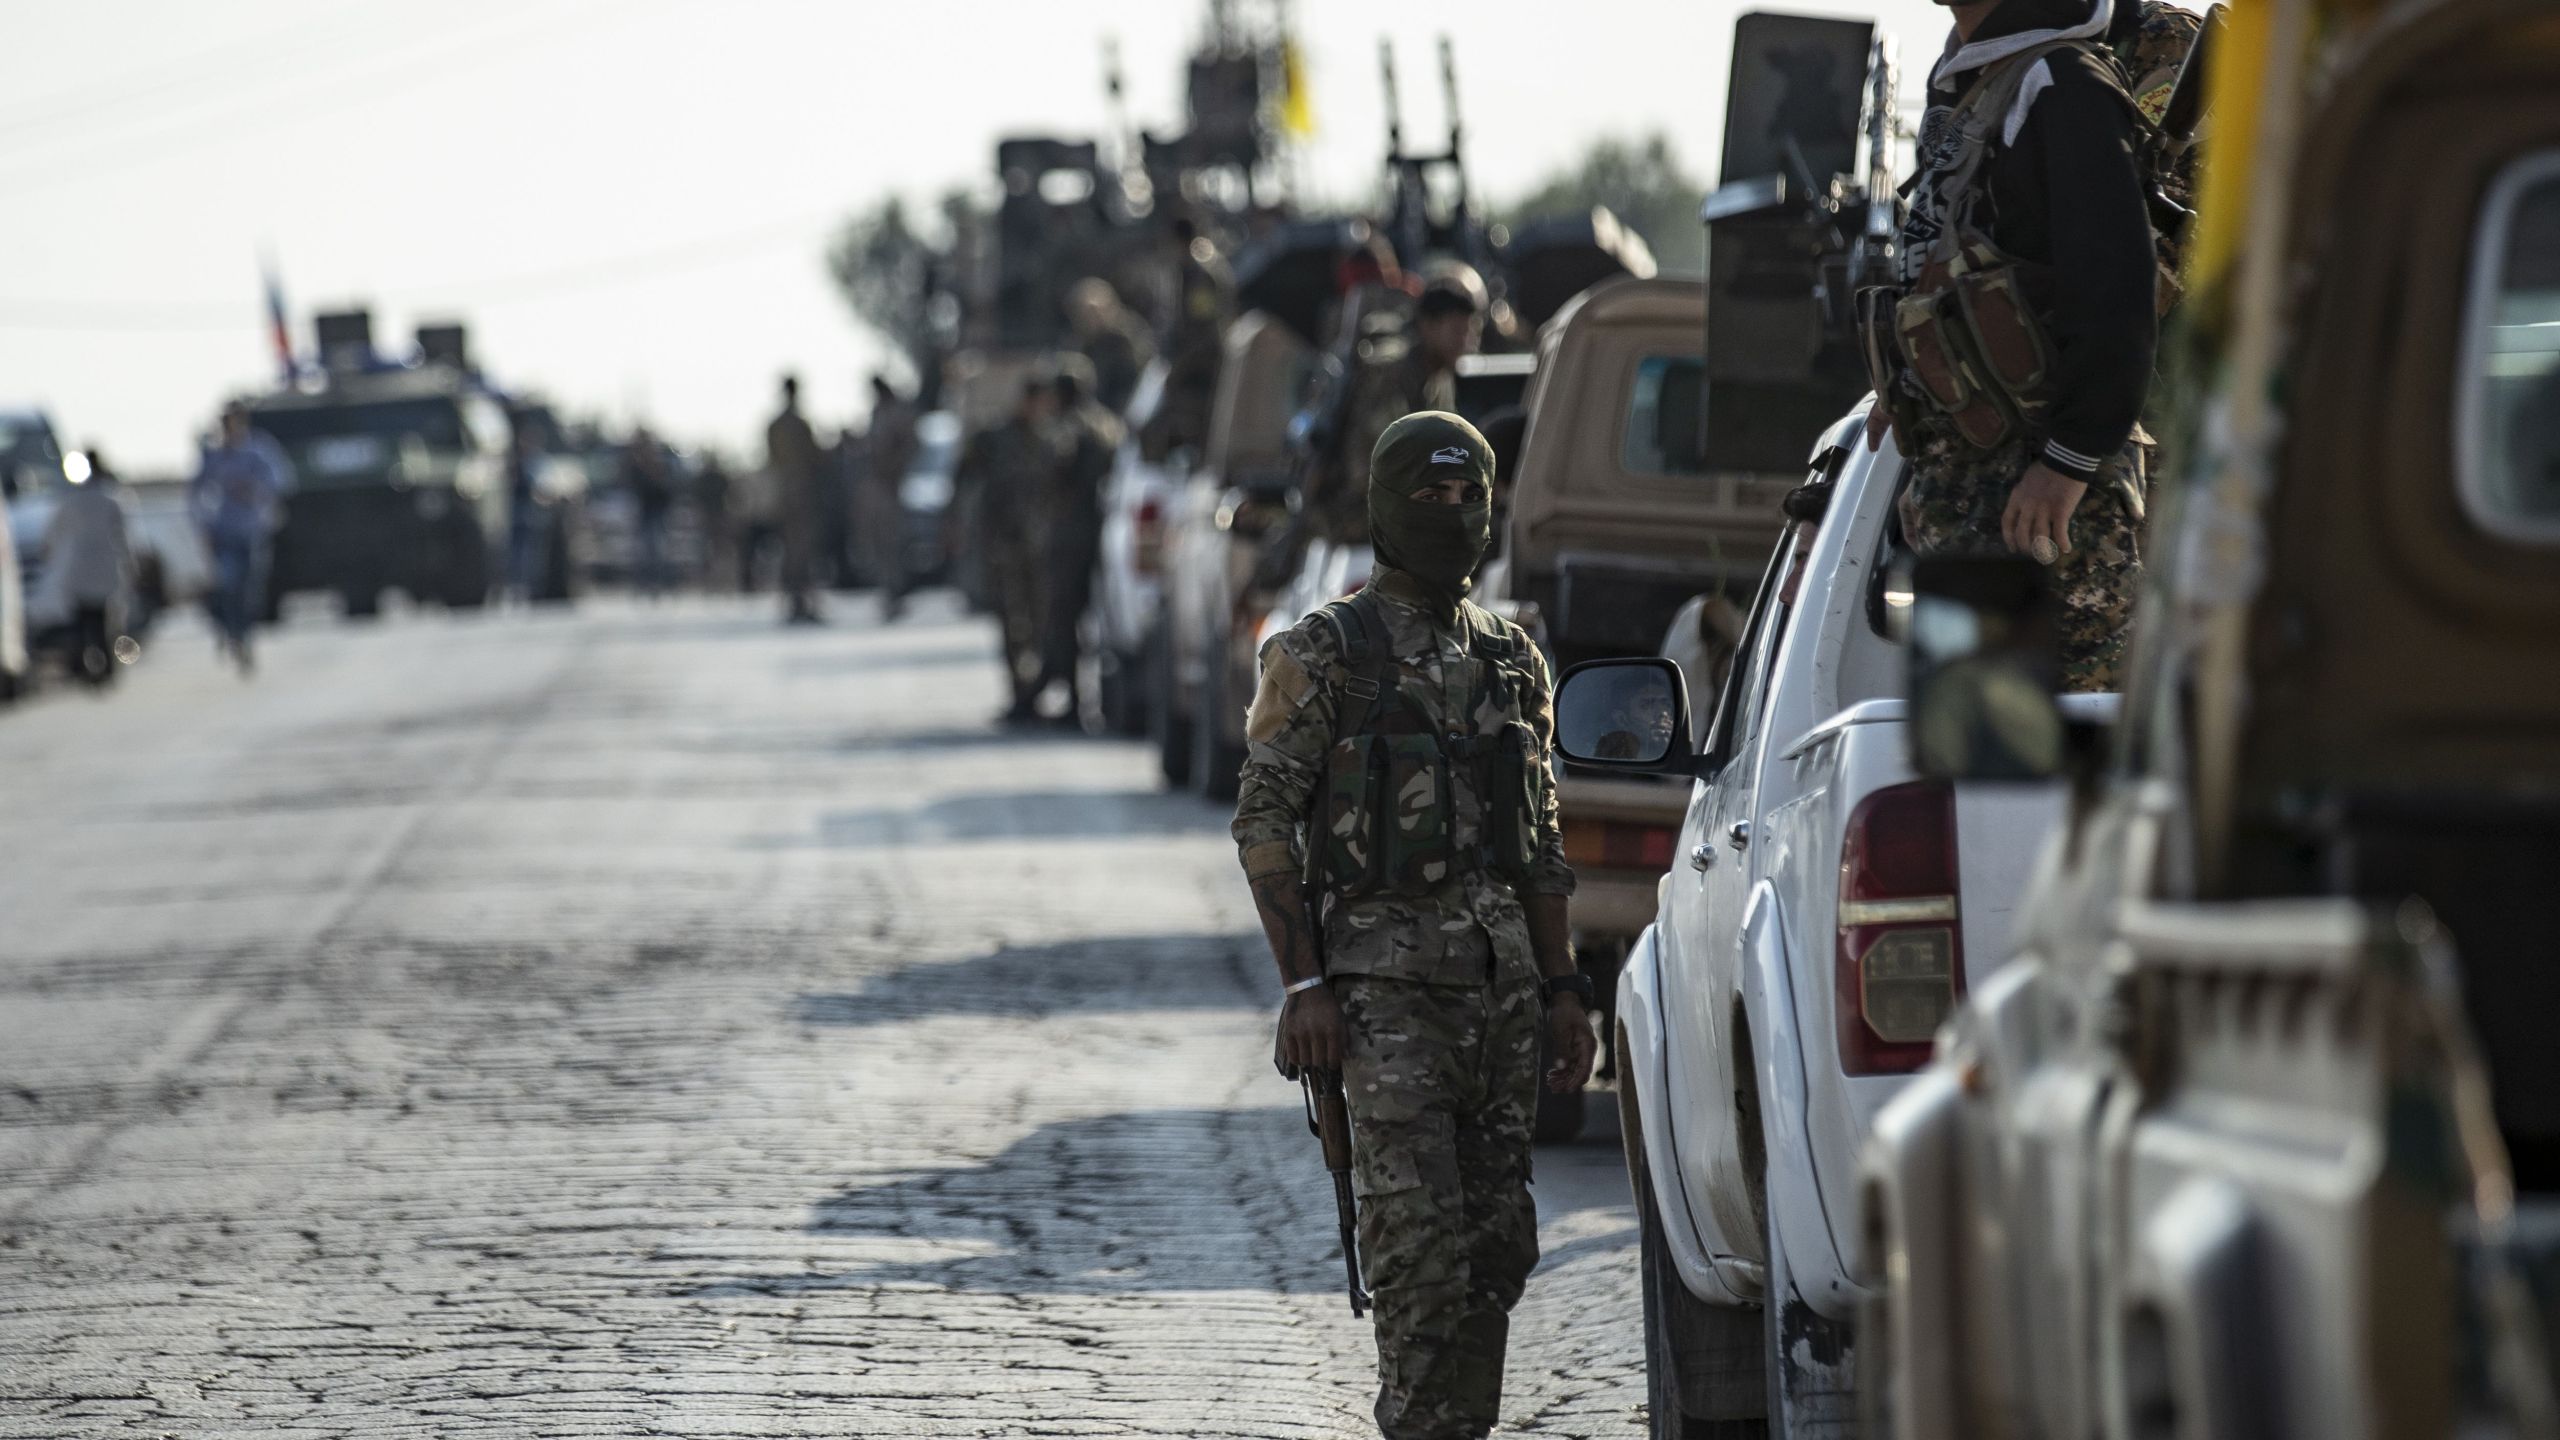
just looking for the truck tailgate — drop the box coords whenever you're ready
[1951,784,2072,990]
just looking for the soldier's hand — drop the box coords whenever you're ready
[1279,985,1348,1076]
[1545,996,1598,1094]
[1862,403,1898,453]
[2002,462,2087,563]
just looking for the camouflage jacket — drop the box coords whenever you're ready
[1232,571,1574,988]
[956,417,1059,548]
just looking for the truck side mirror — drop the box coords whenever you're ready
[1554,657,1697,773]
[1890,554,2068,781]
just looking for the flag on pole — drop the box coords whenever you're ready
[262,252,294,381]
[1281,38,1316,138]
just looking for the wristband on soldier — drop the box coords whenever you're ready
[1541,973,1598,1009]
[1283,975,1326,998]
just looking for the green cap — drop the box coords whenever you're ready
[1370,410,1493,498]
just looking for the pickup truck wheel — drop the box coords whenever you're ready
[1631,1091,1769,1437]
[1148,622,1193,789]
[1191,623,1243,802]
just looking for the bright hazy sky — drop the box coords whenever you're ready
[5,0,1965,471]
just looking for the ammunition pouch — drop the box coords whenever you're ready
[1310,593,1543,904]
[1862,242,2059,454]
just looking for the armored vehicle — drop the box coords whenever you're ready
[250,314,517,616]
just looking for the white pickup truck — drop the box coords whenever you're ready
[1550,406,2111,1436]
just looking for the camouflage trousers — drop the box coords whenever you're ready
[1338,972,1543,1440]
[1895,424,2147,692]
[983,529,1045,709]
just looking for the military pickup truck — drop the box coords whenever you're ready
[1859,3,2560,1435]
[1497,278,1797,1139]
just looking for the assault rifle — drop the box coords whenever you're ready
[1300,1064,1369,1317]
[1276,873,1369,1317]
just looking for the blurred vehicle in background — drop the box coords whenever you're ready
[0,491,23,702]
[1091,362,1181,735]
[5,410,207,651]
[1152,307,1317,792]
[2,410,69,696]
[579,430,704,591]
[251,313,576,617]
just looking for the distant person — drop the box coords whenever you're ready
[766,374,825,625]
[188,402,291,674]
[45,446,133,688]
[953,372,1060,721]
[825,424,868,592]
[693,454,734,590]
[862,375,920,622]
[619,427,677,599]
[1066,277,1154,416]
[1149,214,1233,460]
[1309,271,1482,545]
[503,416,549,605]
[732,459,780,594]
[1029,355,1122,724]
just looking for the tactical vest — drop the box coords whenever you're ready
[1307,589,1550,902]
[1861,19,2197,453]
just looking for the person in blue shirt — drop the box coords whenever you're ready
[188,403,291,674]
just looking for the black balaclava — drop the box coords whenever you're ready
[1368,410,1495,618]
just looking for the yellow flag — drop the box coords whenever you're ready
[1281,38,1316,138]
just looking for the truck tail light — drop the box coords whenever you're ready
[1836,780,1963,1076]
[1134,497,1166,576]
[1563,819,1678,873]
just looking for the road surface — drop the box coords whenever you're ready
[0,595,1645,1438]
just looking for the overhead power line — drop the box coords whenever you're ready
[0,207,847,334]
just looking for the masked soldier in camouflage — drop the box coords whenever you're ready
[1865,0,2167,691]
[1233,411,1598,1440]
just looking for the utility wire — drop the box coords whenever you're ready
[0,0,650,193]
[0,206,846,333]
[0,5,387,146]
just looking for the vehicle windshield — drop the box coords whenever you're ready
[0,413,66,498]
[251,399,469,486]
[1622,355,1708,477]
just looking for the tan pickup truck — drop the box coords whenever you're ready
[1491,275,1798,1137]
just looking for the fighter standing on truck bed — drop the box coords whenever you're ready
[1863,0,2182,691]
[1303,273,1484,546]
[1234,412,1597,1440]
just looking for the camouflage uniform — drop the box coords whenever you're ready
[2111,0,2206,290]
[1233,568,1574,1440]
[1311,345,1455,545]
[1038,395,1124,703]
[1895,416,2146,692]
[956,414,1060,711]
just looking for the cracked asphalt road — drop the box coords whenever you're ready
[0,596,1644,1438]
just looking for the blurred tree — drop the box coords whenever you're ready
[1503,133,1706,277]
[826,190,987,389]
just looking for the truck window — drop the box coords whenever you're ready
[1699,529,1792,774]
[1622,355,1708,477]
[2459,149,2560,543]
